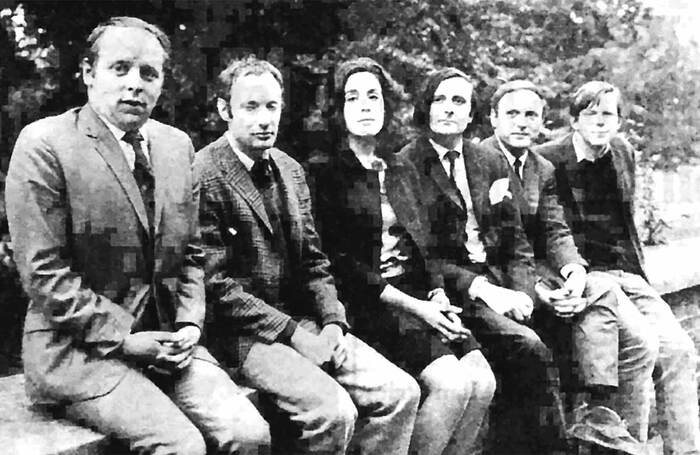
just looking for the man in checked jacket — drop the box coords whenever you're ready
[195,56,420,455]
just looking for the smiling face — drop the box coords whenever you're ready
[220,71,283,156]
[429,76,474,137]
[491,89,544,150]
[343,71,385,137]
[571,91,621,147]
[83,26,166,131]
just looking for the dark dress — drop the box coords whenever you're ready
[312,149,479,376]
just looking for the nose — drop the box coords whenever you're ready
[124,67,144,92]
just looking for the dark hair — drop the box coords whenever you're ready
[490,79,545,114]
[332,57,404,136]
[83,16,171,68]
[413,67,476,129]
[216,55,284,100]
[569,81,623,119]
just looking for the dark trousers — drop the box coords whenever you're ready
[460,301,566,455]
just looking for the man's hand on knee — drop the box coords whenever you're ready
[290,326,334,370]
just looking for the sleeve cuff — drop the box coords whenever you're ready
[468,275,490,301]
[276,319,298,345]
[560,263,587,279]
[324,321,349,335]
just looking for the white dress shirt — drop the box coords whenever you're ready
[98,115,150,170]
[494,136,528,180]
[429,138,487,264]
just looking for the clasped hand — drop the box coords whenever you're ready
[121,325,201,374]
[417,292,471,343]
[290,324,347,371]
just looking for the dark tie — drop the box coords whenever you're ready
[122,130,158,330]
[444,150,467,211]
[513,156,523,182]
[122,130,155,229]
[251,157,273,188]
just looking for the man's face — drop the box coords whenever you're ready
[571,91,621,147]
[83,26,165,131]
[343,71,384,137]
[491,89,544,149]
[221,72,283,154]
[429,77,474,137]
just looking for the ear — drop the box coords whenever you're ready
[81,58,94,87]
[217,98,232,122]
[489,109,498,129]
[569,115,579,132]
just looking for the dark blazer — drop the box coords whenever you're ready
[194,135,347,366]
[535,133,646,279]
[398,136,536,300]
[313,149,439,309]
[481,135,586,278]
[5,104,205,404]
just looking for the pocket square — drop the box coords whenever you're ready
[488,178,512,205]
[228,227,238,237]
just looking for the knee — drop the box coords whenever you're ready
[227,412,271,451]
[421,360,471,403]
[662,330,697,367]
[468,353,497,402]
[168,426,207,455]
[316,388,358,438]
[386,367,421,412]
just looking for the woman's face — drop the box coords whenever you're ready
[343,71,385,137]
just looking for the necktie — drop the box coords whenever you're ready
[122,130,158,330]
[445,150,460,184]
[251,158,273,188]
[513,156,523,182]
[122,130,155,229]
[444,150,467,211]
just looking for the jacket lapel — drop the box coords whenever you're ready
[78,104,150,233]
[520,156,540,216]
[385,157,428,252]
[216,138,273,234]
[555,134,586,220]
[148,124,172,235]
[270,151,302,256]
[417,137,466,213]
[462,143,487,222]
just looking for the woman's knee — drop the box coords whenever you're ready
[461,350,497,401]
[420,355,471,402]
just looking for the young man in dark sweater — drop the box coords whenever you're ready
[537,81,699,454]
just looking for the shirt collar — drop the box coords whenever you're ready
[225,131,266,172]
[495,135,528,167]
[96,113,149,146]
[572,131,610,163]
[429,137,464,161]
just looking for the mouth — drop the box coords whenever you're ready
[253,132,274,139]
[358,119,375,123]
[119,100,147,110]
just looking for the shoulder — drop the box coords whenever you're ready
[397,137,427,161]
[15,109,79,148]
[270,147,303,173]
[534,133,573,163]
[193,135,229,180]
[528,149,555,173]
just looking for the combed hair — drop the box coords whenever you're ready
[216,55,284,100]
[83,16,171,68]
[569,81,623,119]
[413,67,476,129]
[490,79,545,113]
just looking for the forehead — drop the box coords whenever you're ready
[584,91,619,111]
[497,89,543,110]
[229,72,282,101]
[95,26,165,66]
[434,77,473,96]
[344,71,381,92]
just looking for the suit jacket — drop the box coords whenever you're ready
[535,133,646,279]
[398,136,536,300]
[481,135,586,281]
[195,135,347,367]
[5,104,205,404]
[312,149,439,309]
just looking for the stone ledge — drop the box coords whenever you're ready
[644,237,700,295]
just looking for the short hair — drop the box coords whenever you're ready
[570,81,623,119]
[332,57,402,134]
[83,16,171,68]
[490,79,545,114]
[216,55,284,100]
[413,67,476,129]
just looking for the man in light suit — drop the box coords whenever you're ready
[483,80,656,451]
[398,68,564,455]
[195,56,419,455]
[5,17,269,455]
[537,81,700,454]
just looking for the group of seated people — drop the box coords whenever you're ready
[4,16,699,455]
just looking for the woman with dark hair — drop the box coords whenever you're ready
[314,57,496,455]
